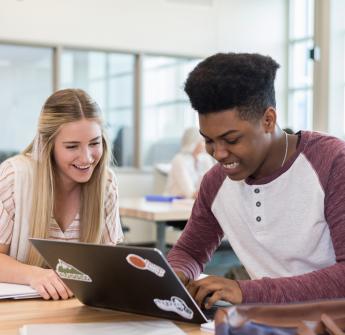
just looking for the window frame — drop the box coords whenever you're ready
[287,0,315,131]
[0,40,202,170]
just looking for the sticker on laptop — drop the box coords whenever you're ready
[126,254,165,277]
[55,259,92,282]
[154,296,193,320]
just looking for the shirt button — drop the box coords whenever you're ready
[256,216,261,222]
[256,201,261,207]
[254,188,260,194]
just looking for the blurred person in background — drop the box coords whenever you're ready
[165,127,214,199]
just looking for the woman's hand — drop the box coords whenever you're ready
[186,275,243,308]
[28,267,74,300]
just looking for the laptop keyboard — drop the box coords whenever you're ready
[201,300,233,320]
[201,305,219,320]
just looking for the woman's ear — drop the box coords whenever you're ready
[262,107,277,133]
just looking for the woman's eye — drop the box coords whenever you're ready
[66,145,77,149]
[90,142,100,147]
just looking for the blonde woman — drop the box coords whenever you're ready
[0,89,123,300]
[165,127,214,199]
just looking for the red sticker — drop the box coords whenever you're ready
[127,254,146,269]
[126,254,165,277]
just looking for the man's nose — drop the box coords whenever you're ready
[212,143,228,161]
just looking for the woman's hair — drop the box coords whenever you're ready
[180,127,202,154]
[184,53,280,121]
[23,88,111,265]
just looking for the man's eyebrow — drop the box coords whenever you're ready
[199,129,240,139]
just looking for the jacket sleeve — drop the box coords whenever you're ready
[167,169,224,279]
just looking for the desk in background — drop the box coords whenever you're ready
[0,298,205,335]
[119,197,193,253]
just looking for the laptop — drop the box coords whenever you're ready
[30,238,221,324]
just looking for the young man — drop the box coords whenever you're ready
[167,53,345,307]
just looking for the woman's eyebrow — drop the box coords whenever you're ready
[62,136,101,144]
[89,136,101,142]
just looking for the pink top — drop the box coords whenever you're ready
[0,158,123,247]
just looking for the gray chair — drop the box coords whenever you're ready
[0,151,17,164]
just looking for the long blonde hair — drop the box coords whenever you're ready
[23,89,111,265]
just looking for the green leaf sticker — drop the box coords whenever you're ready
[55,259,92,282]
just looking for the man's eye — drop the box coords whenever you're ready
[66,145,77,149]
[225,138,239,145]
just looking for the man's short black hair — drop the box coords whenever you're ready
[184,53,280,120]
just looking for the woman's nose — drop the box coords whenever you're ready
[80,148,93,163]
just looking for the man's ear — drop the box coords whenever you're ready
[261,107,277,132]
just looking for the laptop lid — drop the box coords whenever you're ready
[29,238,209,324]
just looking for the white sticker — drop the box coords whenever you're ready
[154,296,194,320]
[126,254,165,277]
[55,259,92,282]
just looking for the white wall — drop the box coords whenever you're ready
[0,0,217,57]
[214,0,288,124]
[0,0,287,57]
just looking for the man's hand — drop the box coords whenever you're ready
[186,275,243,308]
[28,267,74,300]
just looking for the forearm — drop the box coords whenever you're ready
[239,262,345,303]
[0,253,37,285]
[168,176,224,278]
[0,253,73,300]
[168,222,222,279]
[168,245,204,280]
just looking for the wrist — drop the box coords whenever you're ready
[176,271,190,285]
[233,280,243,304]
[22,263,40,285]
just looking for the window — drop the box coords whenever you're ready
[60,50,135,167]
[327,0,345,138]
[288,0,314,131]
[141,56,199,166]
[0,42,201,169]
[0,44,53,154]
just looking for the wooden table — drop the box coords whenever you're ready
[119,198,193,253]
[0,298,207,335]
